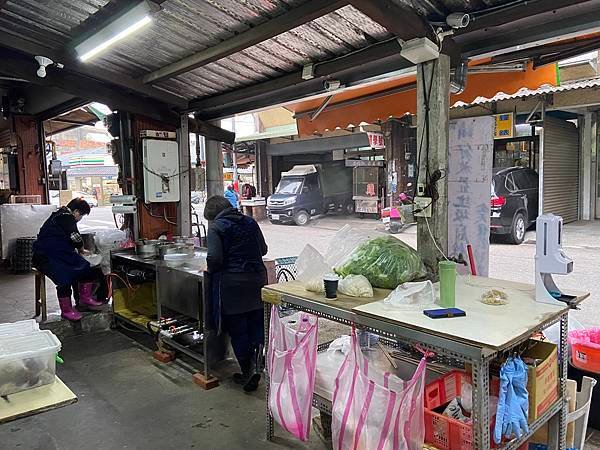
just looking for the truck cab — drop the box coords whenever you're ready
[267,164,352,225]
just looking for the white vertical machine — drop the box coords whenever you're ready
[142,138,180,203]
[535,214,576,306]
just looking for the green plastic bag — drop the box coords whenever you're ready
[335,236,426,289]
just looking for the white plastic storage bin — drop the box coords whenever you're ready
[0,319,40,338]
[0,330,61,396]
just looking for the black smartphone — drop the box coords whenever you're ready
[423,308,466,319]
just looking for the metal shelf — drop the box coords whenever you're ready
[263,289,570,449]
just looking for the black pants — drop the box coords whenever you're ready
[221,309,264,367]
[33,252,106,300]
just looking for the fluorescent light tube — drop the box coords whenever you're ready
[75,1,155,62]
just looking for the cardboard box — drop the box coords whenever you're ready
[522,340,559,422]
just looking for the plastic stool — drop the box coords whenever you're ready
[33,269,47,322]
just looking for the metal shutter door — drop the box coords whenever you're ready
[541,116,580,223]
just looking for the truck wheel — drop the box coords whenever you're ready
[507,212,526,245]
[293,210,310,226]
[344,202,354,215]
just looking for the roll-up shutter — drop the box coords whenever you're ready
[541,116,580,222]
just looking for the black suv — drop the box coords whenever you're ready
[490,167,539,244]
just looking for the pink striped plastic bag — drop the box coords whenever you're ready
[332,330,427,450]
[267,305,318,441]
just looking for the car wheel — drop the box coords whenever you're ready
[508,212,527,244]
[293,210,310,226]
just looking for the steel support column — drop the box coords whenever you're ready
[206,139,224,198]
[177,114,191,236]
[416,55,450,273]
[581,112,597,220]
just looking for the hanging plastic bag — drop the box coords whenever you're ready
[267,306,318,442]
[335,235,427,289]
[383,280,436,310]
[296,244,332,293]
[332,329,427,450]
[338,275,374,298]
[94,229,127,275]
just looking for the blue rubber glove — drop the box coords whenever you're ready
[508,357,529,439]
[494,358,514,444]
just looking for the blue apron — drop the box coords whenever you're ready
[32,209,90,286]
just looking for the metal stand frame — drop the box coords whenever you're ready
[263,295,570,449]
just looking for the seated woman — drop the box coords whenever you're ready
[32,198,104,321]
[204,195,268,392]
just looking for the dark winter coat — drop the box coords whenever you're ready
[32,207,90,286]
[207,208,268,322]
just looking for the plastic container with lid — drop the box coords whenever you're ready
[0,330,61,396]
[0,319,40,338]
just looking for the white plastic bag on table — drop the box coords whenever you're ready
[383,280,436,310]
[94,229,127,275]
[338,275,374,298]
[324,225,375,268]
[296,244,332,293]
[332,329,427,450]
[267,306,318,442]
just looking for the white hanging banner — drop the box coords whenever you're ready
[448,117,494,276]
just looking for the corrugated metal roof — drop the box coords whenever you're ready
[451,78,600,108]
[0,0,518,101]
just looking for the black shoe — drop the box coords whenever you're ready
[243,374,261,392]
[233,372,249,384]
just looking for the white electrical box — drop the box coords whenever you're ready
[143,139,180,203]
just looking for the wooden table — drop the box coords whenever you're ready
[262,277,589,449]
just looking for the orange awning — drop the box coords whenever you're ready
[289,62,557,136]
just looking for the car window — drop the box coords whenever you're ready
[504,173,517,192]
[511,170,529,190]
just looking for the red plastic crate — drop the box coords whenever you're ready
[424,371,527,450]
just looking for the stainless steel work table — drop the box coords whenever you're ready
[110,249,226,384]
[262,278,589,449]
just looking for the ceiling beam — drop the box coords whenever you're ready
[37,98,89,121]
[189,118,235,144]
[0,31,186,108]
[459,0,593,35]
[187,39,411,119]
[459,6,600,58]
[0,50,178,125]
[347,0,434,41]
[141,0,348,84]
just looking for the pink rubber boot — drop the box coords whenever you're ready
[59,297,82,321]
[79,283,103,310]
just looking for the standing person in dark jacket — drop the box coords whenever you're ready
[204,195,268,392]
[32,198,104,321]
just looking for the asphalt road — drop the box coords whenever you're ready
[82,206,600,327]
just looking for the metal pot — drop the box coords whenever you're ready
[135,239,160,257]
[158,243,194,258]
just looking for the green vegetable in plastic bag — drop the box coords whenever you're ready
[335,236,426,289]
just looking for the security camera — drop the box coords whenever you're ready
[35,56,54,78]
[324,79,342,92]
[446,12,470,29]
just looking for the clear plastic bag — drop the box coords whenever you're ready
[324,225,375,268]
[334,235,427,289]
[338,274,374,298]
[480,289,509,306]
[383,280,436,310]
[296,244,332,293]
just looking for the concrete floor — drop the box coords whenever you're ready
[0,330,324,450]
